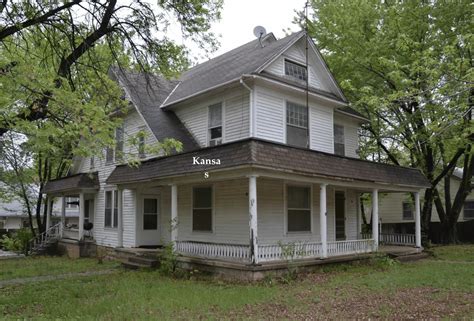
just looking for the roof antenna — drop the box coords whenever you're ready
[253,26,267,48]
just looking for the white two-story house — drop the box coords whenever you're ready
[42,31,429,272]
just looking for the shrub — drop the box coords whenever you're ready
[0,228,33,255]
[159,242,179,276]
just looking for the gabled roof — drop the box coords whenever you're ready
[42,172,100,194]
[161,31,306,107]
[110,68,199,152]
[106,138,430,189]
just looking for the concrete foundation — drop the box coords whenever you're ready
[58,239,96,259]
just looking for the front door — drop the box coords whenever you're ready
[335,191,346,240]
[138,195,160,246]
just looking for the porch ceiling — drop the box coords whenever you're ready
[106,139,430,189]
[42,172,100,195]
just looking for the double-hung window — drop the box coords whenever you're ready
[286,102,308,148]
[192,186,213,232]
[334,124,345,156]
[106,126,124,164]
[208,103,222,146]
[105,190,118,228]
[65,197,79,209]
[402,202,414,220]
[287,185,311,232]
[285,59,307,81]
[464,201,474,220]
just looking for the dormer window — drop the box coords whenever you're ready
[208,102,222,146]
[285,59,307,81]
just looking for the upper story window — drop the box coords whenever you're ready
[285,59,307,82]
[464,201,474,220]
[286,101,308,148]
[90,156,95,170]
[105,126,124,164]
[402,202,413,220]
[138,129,146,159]
[334,124,345,156]
[208,103,222,146]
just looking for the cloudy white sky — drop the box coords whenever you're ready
[170,0,306,63]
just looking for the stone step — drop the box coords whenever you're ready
[121,261,155,270]
[128,256,159,268]
[396,252,430,262]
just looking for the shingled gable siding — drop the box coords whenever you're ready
[263,37,328,92]
[174,88,250,148]
[254,84,334,153]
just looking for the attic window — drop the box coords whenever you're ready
[285,59,307,81]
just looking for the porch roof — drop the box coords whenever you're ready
[106,139,430,189]
[42,172,100,195]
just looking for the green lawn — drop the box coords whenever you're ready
[1,245,473,320]
[0,256,118,281]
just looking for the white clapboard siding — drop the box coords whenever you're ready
[334,114,360,158]
[309,103,334,153]
[174,88,250,147]
[255,87,285,142]
[224,94,250,142]
[122,189,136,248]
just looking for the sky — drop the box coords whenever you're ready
[170,0,307,63]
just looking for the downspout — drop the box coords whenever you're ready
[240,76,254,137]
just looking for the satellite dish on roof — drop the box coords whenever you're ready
[253,26,267,39]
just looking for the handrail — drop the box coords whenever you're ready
[28,222,62,254]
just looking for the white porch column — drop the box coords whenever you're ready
[117,188,123,247]
[320,183,328,259]
[372,189,379,250]
[249,175,258,264]
[61,196,66,237]
[79,193,85,241]
[171,184,178,249]
[45,196,51,230]
[414,191,422,248]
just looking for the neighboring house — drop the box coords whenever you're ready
[0,198,30,231]
[42,31,429,272]
[378,168,474,242]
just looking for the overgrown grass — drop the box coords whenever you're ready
[1,245,473,320]
[430,244,474,262]
[0,256,117,281]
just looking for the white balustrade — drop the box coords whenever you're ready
[379,233,415,246]
[175,241,250,261]
[258,242,323,262]
[327,239,375,257]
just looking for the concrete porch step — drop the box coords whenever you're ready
[128,256,159,267]
[395,252,430,262]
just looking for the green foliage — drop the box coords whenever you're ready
[159,242,179,276]
[370,253,400,270]
[0,228,33,255]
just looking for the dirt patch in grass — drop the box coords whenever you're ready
[226,286,474,320]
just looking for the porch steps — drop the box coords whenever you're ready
[394,252,430,262]
[121,256,159,270]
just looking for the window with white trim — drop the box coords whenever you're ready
[192,186,212,232]
[65,197,79,209]
[143,198,158,230]
[287,185,311,232]
[138,134,146,159]
[285,59,307,81]
[104,190,118,228]
[334,124,345,156]
[464,201,474,220]
[286,101,308,148]
[208,103,222,146]
[402,202,413,220]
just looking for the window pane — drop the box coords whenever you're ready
[288,210,311,232]
[113,190,118,208]
[209,103,222,128]
[287,186,310,209]
[144,214,158,230]
[138,135,145,158]
[285,60,307,81]
[144,198,157,214]
[106,147,114,163]
[286,102,308,128]
[193,209,212,231]
[210,127,222,139]
[113,208,118,228]
[105,209,112,227]
[334,124,344,144]
[402,202,413,220]
[334,143,345,156]
[287,125,308,148]
[105,191,112,209]
[193,187,212,208]
[465,201,474,219]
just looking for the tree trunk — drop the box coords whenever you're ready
[440,221,458,244]
[421,188,434,245]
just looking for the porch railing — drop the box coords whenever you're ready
[380,233,415,246]
[175,241,250,261]
[258,242,322,262]
[327,239,375,257]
